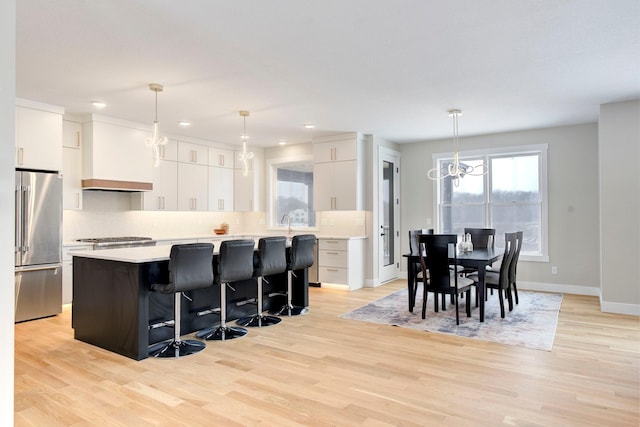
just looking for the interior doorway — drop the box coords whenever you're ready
[378,147,400,283]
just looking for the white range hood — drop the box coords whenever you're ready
[82,115,154,192]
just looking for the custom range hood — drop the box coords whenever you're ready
[81,179,152,192]
[81,114,154,192]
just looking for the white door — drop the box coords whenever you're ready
[378,147,400,283]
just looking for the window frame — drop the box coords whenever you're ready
[433,144,548,262]
[266,155,318,231]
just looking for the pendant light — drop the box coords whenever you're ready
[427,109,487,187]
[145,83,168,167]
[238,110,254,177]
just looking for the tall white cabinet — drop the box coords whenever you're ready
[313,133,364,211]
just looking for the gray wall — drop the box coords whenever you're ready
[1,0,15,422]
[599,99,640,314]
[400,123,600,294]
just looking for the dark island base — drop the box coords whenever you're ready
[72,256,309,360]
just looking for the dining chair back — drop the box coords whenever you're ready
[469,232,516,318]
[408,228,433,254]
[464,228,496,250]
[508,231,523,304]
[418,234,474,325]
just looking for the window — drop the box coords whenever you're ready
[269,160,315,229]
[435,144,548,261]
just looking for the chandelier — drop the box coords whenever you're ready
[145,83,168,167]
[427,109,486,187]
[238,110,254,177]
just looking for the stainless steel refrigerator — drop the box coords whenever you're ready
[15,170,63,322]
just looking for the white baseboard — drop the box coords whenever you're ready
[599,299,640,316]
[518,281,600,296]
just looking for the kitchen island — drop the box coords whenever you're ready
[71,245,309,360]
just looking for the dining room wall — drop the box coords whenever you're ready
[399,122,600,295]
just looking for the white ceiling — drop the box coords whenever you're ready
[16,0,640,148]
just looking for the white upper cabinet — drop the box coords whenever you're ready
[313,133,364,211]
[177,162,208,211]
[208,166,234,211]
[133,159,178,211]
[62,119,82,149]
[234,148,263,212]
[62,119,83,210]
[82,115,153,184]
[177,141,208,165]
[15,100,63,171]
[157,139,178,162]
[209,146,234,168]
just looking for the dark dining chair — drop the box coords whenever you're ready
[487,230,523,305]
[463,228,496,250]
[409,229,433,308]
[418,234,474,325]
[469,232,517,318]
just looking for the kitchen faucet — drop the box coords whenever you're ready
[280,213,292,235]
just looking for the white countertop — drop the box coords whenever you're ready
[69,245,177,263]
[64,233,366,248]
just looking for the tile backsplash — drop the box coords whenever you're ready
[63,191,367,241]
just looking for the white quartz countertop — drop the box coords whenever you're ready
[69,245,178,263]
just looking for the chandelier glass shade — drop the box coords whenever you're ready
[145,83,168,167]
[237,110,254,177]
[427,109,487,187]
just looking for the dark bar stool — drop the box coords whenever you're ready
[148,243,214,358]
[197,239,254,341]
[237,236,286,327]
[269,234,315,316]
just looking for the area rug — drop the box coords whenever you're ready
[340,288,563,351]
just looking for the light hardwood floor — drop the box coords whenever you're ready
[14,280,640,426]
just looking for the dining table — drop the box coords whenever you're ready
[403,248,502,322]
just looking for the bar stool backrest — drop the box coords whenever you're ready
[217,239,255,283]
[164,243,214,293]
[256,237,287,277]
[290,234,316,270]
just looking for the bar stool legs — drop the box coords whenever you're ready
[150,292,207,357]
[196,282,247,340]
[269,269,308,316]
[237,276,282,327]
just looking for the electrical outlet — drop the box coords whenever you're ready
[551,266,558,275]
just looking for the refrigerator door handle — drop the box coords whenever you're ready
[22,184,30,253]
[15,184,22,257]
[15,264,61,274]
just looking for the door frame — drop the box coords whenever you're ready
[378,146,400,283]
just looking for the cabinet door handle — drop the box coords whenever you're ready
[18,147,24,165]
[76,131,81,148]
[219,154,224,167]
[75,193,80,209]
[326,251,339,255]
[327,268,339,272]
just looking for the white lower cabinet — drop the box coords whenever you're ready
[62,244,93,304]
[318,238,364,291]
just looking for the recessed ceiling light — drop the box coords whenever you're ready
[91,101,106,108]
[278,140,287,145]
[303,123,315,129]
[178,121,191,127]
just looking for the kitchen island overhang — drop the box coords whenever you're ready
[70,245,309,360]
